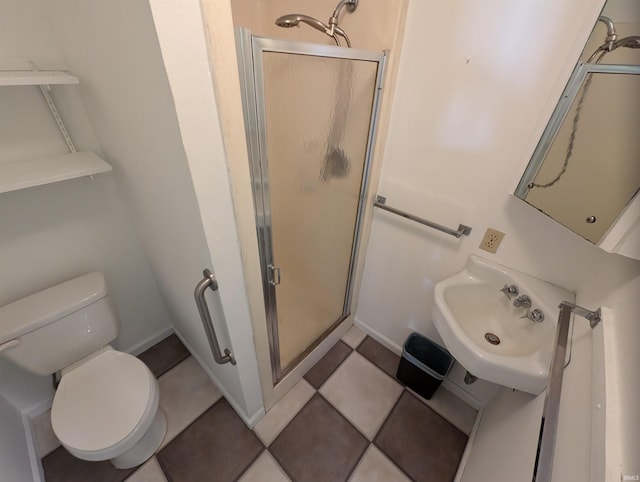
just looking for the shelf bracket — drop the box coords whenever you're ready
[30,63,77,153]
[38,85,76,153]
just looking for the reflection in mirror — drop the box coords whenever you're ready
[515,5,640,245]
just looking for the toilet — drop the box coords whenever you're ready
[0,273,167,469]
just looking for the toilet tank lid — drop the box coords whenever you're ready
[0,273,107,345]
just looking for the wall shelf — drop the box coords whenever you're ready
[0,70,79,86]
[0,68,108,193]
[0,151,112,194]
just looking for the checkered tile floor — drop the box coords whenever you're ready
[39,327,476,482]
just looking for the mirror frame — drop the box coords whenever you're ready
[515,62,640,201]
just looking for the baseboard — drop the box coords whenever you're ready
[354,317,487,409]
[126,326,174,357]
[353,317,403,355]
[22,412,44,482]
[265,317,352,411]
[454,407,483,482]
[172,332,265,428]
[442,380,483,410]
[24,395,54,419]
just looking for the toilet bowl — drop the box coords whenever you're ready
[0,273,167,469]
[51,347,167,468]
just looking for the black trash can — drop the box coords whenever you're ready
[396,332,454,400]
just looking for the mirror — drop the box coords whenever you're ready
[515,2,640,245]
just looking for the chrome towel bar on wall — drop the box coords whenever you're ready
[194,269,236,365]
[373,195,472,239]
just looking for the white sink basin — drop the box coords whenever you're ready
[433,255,574,394]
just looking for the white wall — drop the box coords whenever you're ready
[0,0,61,70]
[355,0,640,479]
[552,3,640,478]
[148,0,264,421]
[39,0,263,422]
[0,395,33,482]
[0,0,172,412]
[460,388,544,482]
[356,0,606,357]
[575,254,640,478]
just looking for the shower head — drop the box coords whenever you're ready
[275,0,357,48]
[274,13,352,47]
[613,35,640,49]
[275,14,329,34]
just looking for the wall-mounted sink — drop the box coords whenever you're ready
[432,255,574,394]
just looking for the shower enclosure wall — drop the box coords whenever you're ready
[236,30,386,381]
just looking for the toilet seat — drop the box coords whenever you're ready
[51,349,159,461]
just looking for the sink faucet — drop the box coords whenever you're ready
[513,295,532,308]
[500,284,519,300]
[522,308,545,323]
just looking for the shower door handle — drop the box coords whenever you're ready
[268,264,281,286]
[194,269,236,365]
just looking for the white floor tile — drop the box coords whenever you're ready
[341,325,367,349]
[125,456,168,482]
[239,451,290,482]
[410,386,477,435]
[253,379,315,446]
[349,446,411,482]
[32,409,60,457]
[158,356,222,448]
[319,352,403,440]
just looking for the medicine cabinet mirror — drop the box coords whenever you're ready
[515,0,640,252]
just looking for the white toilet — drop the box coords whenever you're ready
[0,272,167,469]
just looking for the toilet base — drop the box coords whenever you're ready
[110,408,167,469]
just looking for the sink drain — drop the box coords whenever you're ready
[485,333,501,345]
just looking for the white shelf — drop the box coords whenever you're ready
[0,70,79,86]
[0,151,112,194]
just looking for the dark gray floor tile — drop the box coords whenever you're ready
[304,340,352,389]
[138,334,190,377]
[375,391,467,482]
[270,394,368,482]
[42,447,135,482]
[357,336,401,380]
[157,399,263,482]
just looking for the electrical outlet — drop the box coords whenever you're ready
[479,228,505,254]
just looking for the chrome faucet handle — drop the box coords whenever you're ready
[521,308,545,323]
[513,295,532,308]
[500,284,519,299]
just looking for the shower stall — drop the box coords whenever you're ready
[235,30,386,381]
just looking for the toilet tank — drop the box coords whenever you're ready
[0,273,119,376]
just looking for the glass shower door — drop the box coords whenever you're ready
[238,32,385,380]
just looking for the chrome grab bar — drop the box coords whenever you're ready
[534,301,601,481]
[373,195,472,238]
[194,269,236,365]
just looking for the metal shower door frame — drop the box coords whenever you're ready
[235,28,386,383]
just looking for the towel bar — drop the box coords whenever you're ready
[373,195,472,238]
